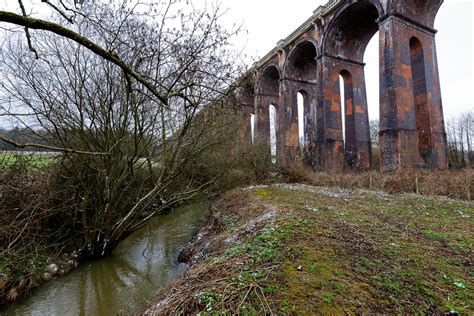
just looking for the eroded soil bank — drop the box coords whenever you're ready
[145,184,473,314]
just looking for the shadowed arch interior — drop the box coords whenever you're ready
[258,66,280,96]
[240,81,255,107]
[324,1,380,62]
[285,41,317,82]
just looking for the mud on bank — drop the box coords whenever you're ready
[145,184,473,314]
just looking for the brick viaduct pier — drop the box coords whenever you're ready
[236,0,448,172]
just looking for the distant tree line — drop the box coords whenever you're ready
[369,111,473,169]
[0,127,51,151]
[446,111,473,169]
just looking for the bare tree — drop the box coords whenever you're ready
[369,119,379,148]
[0,1,243,257]
[445,110,473,169]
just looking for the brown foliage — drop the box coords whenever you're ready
[144,189,274,315]
[304,170,473,201]
[0,155,77,305]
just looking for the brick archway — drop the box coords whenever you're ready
[239,0,448,172]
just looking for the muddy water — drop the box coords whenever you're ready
[1,202,210,316]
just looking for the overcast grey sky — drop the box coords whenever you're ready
[219,0,473,121]
[0,0,472,124]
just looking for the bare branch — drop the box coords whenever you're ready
[0,134,110,155]
[40,0,75,23]
[0,10,168,106]
[17,0,39,59]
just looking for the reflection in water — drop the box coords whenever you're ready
[1,202,209,316]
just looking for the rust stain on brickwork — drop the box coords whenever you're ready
[235,0,447,172]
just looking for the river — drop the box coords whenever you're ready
[1,202,210,315]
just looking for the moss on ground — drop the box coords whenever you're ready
[146,184,473,314]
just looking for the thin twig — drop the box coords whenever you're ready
[17,0,39,59]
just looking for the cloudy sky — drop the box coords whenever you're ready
[218,0,473,121]
[0,0,472,124]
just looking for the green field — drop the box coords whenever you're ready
[0,152,58,169]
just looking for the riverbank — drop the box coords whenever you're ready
[1,202,209,315]
[0,254,78,306]
[145,184,473,314]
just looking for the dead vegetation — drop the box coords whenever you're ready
[145,184,473,314]
[280,164,473,201]
[144,189,281,314]
[0,155,78,305]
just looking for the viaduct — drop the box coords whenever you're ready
[236,0,448,172]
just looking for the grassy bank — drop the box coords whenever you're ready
[146,184,473,314]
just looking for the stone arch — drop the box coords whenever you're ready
[280,40,318,166]
[322,0,382,63]
[297,89,310,145]
[284,40,318,82]
[257,65,281,96]
[236,76,256,143]
[255,65,281,156]
[387,0,443,28]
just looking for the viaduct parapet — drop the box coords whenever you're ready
[236,0,448,171]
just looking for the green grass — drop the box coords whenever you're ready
[249,186,473,314]
[0,152,57,170]
[150,184,473,314]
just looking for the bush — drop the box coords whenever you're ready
[0,154,76,304]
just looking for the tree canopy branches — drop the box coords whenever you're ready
[0,0,245,258]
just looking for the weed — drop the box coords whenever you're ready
[195,291,223,312]
[263,285,281,294]
[225,246,243,258]
[215,213,238,233]
[425,229,447,241]
[308,264,318,273]
[321,292,334,304]
[385,280,403,293]
[333,282,348,293]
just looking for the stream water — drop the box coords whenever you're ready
[1,202,210,316]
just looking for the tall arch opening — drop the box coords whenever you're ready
[409,36,432,161]
[297,91,305,151]
[250,113,255,143]
[256,66,280,158]
[269,104,277,163]
[364,32,380,169]
[284,40,317,165]
[338,75,346,144]
[339,70,357,167]
[323,1,380,170]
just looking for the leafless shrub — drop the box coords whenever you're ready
[0,1,244,258]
